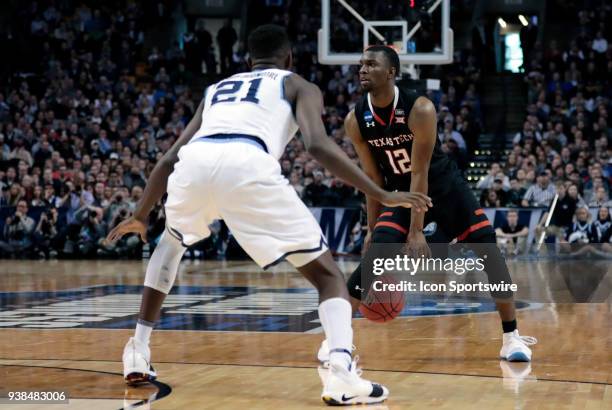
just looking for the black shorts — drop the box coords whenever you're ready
[373,177,494,243]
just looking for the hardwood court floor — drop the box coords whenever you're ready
[0,259,610,409]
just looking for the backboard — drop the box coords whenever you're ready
[318,0,453,66]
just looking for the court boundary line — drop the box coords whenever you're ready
[0,302,545,334]
[0,363,171,410]
[1,358,609,386]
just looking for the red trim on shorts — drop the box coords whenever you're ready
[474,209,485,216]
[379,212,393,218]
[374,221,408,235]
[457,220,491,242]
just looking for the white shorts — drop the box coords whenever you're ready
[164,138,328,269]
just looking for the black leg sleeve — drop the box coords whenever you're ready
[470,231,515,300]
[346,219,409,301]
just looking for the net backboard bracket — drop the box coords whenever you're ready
[319,0,453,66]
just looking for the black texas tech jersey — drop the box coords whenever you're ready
[354,87,456,197]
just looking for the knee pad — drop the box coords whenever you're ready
[144,230,187,294]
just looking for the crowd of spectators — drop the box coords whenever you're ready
[478,5,611,247]
[1,0,606,259]
[0,1,193,258]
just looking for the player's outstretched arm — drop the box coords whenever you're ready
[406,96,437,256]
[106,99,205,244]
[344,110,384,233]
[287,74,432,211]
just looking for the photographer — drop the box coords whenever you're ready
[0,200,35,257]
[98,207,140,258]
[33,208,59,258]
[76,209,106,257]
[58,181,83,224]
[104,189,128,222]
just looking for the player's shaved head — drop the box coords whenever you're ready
[364,45,400,77]
[248,24,291,60]
[359,45,400,92]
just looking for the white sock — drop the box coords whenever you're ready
[135,319,154,345]
[318,297,353,369]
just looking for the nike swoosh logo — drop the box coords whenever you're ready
[342,394,357,401]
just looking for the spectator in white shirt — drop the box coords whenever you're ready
[439,116,467,151]
[588,186,612,208]
[522,171,557,207]
[477,163,511,191]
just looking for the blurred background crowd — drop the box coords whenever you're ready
[0,0,609,259]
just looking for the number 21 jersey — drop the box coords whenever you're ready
[354,86,456,197]
[194,69,299,160]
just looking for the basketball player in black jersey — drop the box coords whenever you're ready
[318,45,536,363]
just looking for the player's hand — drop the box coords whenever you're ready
[106,216,148,244]
[379,191,432,212]
[404,231,431,259]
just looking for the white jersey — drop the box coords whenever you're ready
[193,68,299,159]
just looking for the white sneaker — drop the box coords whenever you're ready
[499,330,537,362]
[123,337,157,385]
[321,358,389,406]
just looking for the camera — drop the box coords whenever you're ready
[89,210,97,219]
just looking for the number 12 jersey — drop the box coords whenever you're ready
[354,86,456,198]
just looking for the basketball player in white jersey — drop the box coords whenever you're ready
[107,25,432,405]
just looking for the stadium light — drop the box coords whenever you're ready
[518,15,529,26]
[498,18,507,28]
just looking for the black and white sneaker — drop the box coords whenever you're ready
[123,337,157,385]
[321,357,389,406]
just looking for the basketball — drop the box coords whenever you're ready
[359,275,407,323]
